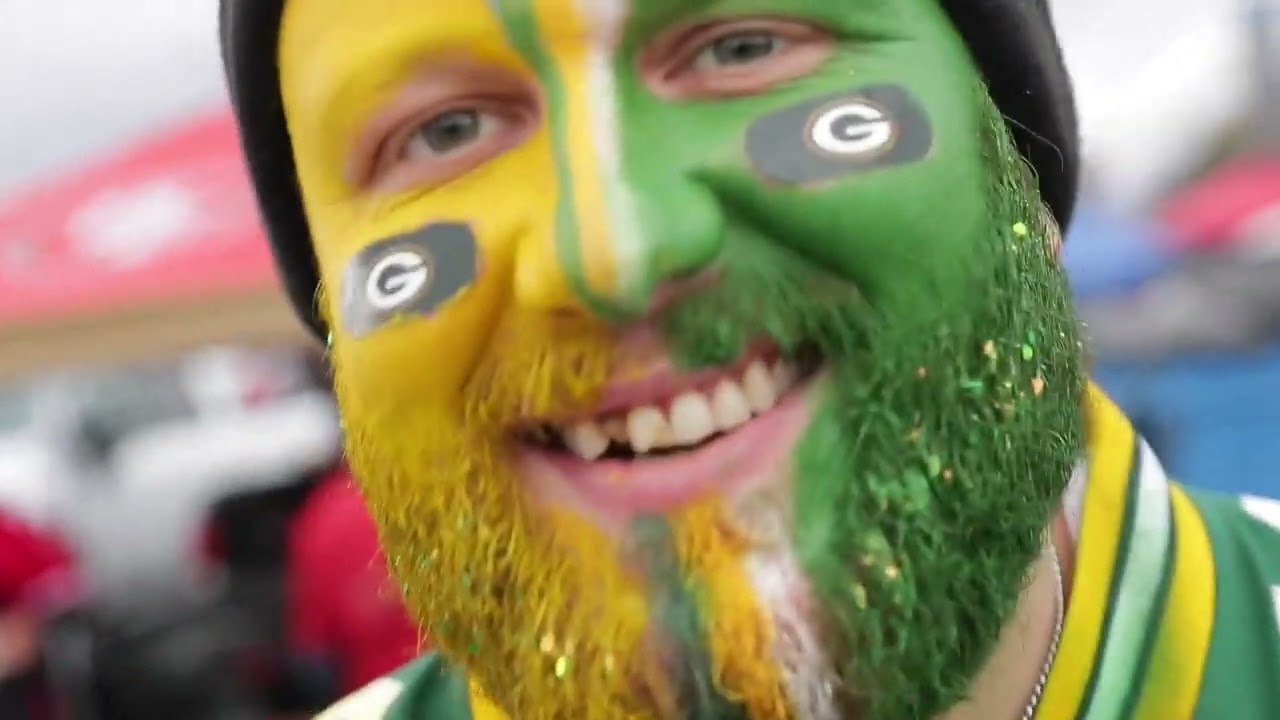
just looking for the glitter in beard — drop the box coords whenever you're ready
[789,98,1086,718]
[657,85,1085,720]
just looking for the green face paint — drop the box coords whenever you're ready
[602,0,991,316]
[487,0,1085,715]
[610,2,1086,718]
[659,77,1085,720]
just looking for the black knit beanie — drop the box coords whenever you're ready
[219,0,1079,338]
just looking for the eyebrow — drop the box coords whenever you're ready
[299,24,519,166]
[615,0,722,40]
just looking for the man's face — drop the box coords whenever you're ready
[279,0,1086,718]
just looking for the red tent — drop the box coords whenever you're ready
[0,111,307,378]
[1159,157,1280,252]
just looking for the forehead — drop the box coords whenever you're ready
[276,0,905,133]
[279,0,662,55]
[278,0,857,63]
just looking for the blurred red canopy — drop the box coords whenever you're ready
[1160,157,1280,253]
[0,111,306,377]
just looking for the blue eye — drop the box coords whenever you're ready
[403,109,492,159]
[696,31,784,69]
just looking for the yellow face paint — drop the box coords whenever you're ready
[280,3,652,718]
[282,0,557,404]
[279,3,795,716]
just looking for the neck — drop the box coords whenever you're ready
[936,510,1074,720]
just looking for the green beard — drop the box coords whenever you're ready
[658,92,1086,719]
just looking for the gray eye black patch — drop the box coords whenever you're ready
[745,84,932,185]
[340,222,479,337]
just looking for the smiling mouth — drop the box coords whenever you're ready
[519,343,822,461]
[515,340,823,517]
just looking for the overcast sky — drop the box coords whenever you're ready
[0,0,1253,204]
[0,0,225,195]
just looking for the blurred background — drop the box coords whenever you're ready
[1,0,1278,717]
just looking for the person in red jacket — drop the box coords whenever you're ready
[285,466,423,707]
[0,508,83,719]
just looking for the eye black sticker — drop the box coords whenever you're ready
[745,84,932,185]
[340,222,479,337]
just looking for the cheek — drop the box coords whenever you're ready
[312,142,562,408]
[744,84,933,187]
[317,219,520,410]
[725,83,991,304]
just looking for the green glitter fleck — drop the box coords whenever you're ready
[1020,344,1034,360]
[926,455,942,478]
[902,471,932,513]
[1012,221,1028,236]
[554,656,570,678]
[852,583,869,609]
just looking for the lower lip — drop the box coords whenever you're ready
[518,378,817,523]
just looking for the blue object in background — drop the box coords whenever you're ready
[1094,347,1280,498]
[1065,201,1278,497]
[1063,201,1179,298]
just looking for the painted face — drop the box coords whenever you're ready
[279,0,1086,718]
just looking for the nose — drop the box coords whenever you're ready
[515,178,724,322]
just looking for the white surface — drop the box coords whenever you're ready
[0,0,225,195]
[0,436,63,526]
[77,390,340,600]
[1053,0,1256,209]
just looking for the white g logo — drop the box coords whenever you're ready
[808,101,895,157]
[365,250,430,311]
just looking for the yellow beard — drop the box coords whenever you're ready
[673,502,794,719]
[329,298,793,718]
[334,305,645,719]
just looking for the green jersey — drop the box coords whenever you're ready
[318,389,1280,720]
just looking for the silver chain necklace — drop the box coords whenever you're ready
[1022,541,1065,720]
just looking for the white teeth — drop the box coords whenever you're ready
[772,360,798,395]
[742,360,778,413]
[711,379,752,431]
[602,417,628,443]
[541,357,806,460]
[626,406,668,454]
[669,391,717,446]
[564,421,609,461]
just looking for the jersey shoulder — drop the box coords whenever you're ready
[1188,488,1280,586]
[1182,488,1280,720]
[314,652,472,720]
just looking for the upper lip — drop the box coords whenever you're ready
[550,323,780,422]
[593,343,780,419]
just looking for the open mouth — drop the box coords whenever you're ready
[520,343,822,461]
[516,340,823,516]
